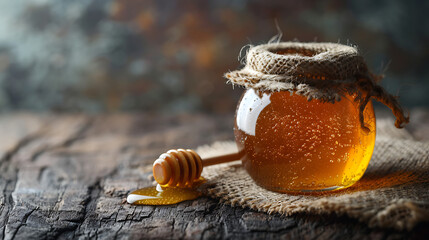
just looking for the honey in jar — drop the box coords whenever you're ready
[234,88,376,192]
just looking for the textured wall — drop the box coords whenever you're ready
[0,0,427,113]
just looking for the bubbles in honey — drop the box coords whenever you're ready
[234,89,376,192]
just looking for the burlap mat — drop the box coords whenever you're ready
[197,117,429,231]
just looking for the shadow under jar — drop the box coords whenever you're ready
[234,88,376,193]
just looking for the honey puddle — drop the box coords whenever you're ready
[127,178,205,205]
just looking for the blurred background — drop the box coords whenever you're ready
[0,0,427,114]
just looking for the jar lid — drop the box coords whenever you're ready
[225,42,409,130]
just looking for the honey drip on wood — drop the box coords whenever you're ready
[127,177,205,205]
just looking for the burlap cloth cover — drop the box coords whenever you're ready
[225,42,409,131]
[197,119,429,231]
[195,42,426,231]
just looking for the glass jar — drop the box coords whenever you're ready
[234,88,376,193]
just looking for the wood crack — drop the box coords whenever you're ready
[8,208,37,240]
[1,132,41,240]
[30,117,94,162]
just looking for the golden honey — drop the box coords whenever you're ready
[234,88,376,192]
[127,178,205,205]
[127,185,201,205]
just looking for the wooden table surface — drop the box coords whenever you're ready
[0,110,428,239]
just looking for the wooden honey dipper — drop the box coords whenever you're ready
[152,149,242,187]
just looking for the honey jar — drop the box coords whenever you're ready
[226,42,408,193]
[234,89,376,192]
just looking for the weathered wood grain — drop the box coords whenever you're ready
[0,112,428,240]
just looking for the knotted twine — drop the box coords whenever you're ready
[225,42,409,131]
